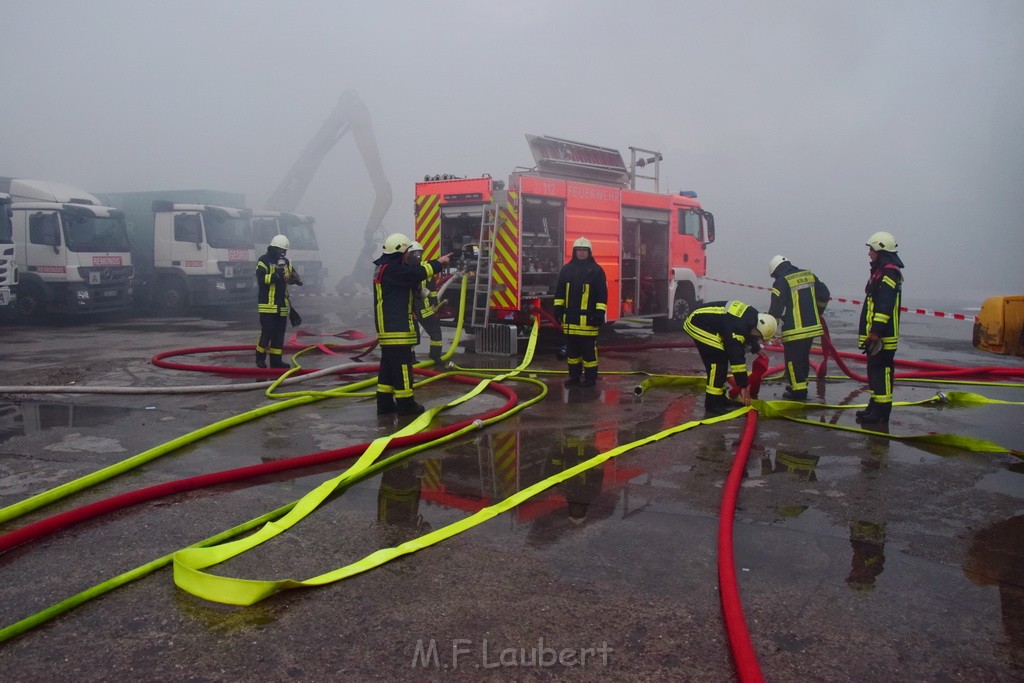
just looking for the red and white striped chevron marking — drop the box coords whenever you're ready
[704,278,976,322]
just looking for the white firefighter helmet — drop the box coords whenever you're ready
[270,234,290,250]
[866,231,898,252]
[382,232,412,254]
[407,241,424,253]
[755,313,778,340]
[769,254,789,276]
[573,237,593,250]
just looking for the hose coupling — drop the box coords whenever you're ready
[934,391,947,403]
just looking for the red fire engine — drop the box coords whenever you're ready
[414,135,715,348]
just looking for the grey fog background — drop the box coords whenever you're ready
[2,0,1022,310]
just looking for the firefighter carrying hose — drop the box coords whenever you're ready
[373,233,452,415]
[255,234,302,369]
[856,230,905,424]
[767,255,831,400]
[405,241,444,364]
[554,237,608,388]
[684,300,777,415]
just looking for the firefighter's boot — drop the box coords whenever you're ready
[705,394,743,416]
[857,402,891,425]
[376,392,397,415]
[580,366,598,388]
[255,351,267,369]
[855,399,877,420]
[269,356,290,369]
[564,364,582,388]
[429,345,443,363]
[396,397,426,416]
[781,388,807,401]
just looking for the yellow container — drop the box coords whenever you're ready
[972,296,1024,357]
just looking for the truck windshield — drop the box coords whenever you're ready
[204,212,253,249]
[281,219,318,249]
[0,206,11,243]
[62,212,131,252]
[252,218,279,246]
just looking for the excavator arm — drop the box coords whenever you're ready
[264,90,393,294]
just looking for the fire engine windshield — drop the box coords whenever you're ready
[204,210,253,249]
[61,210,130,253]
[252,217,279,246]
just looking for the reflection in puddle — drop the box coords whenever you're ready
[964,516,1024,660]
[0,401,134,445]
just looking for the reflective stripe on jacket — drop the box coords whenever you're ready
[256,253,292,316]
[684,300,759,387]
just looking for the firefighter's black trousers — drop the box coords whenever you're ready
[565,334,598,381]
[782,338,814,391]
[694,341,729,397]
[257,312,287,357]
[378,346,416,400]
[866,348,896,404]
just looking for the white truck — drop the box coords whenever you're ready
[98,190,256,315]
[250,210,326,293]
[0,178,133,318]
[0,192,15,309]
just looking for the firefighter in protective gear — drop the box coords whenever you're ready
[684,300,776,415]
[767,255,831,400]
[856,231,904,424]
[255,234,301,369]
[554,236,608,388]
[373,233,452,415]
[406,241,444,364]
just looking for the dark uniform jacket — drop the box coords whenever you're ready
[553,255,608,336]
[684,300,761,388]
[858,251,904,351]
[256,252,294,315]
[373,253,442,346]
[768,262,830,342]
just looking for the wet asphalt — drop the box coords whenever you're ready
[0,295,1022,681]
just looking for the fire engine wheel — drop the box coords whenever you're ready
[672,292,696,321]
[157,278,188,316]
[15,282,47,321]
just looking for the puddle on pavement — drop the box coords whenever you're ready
[0,401,134,445]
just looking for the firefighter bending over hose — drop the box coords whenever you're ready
[684,300,777,415]
[554,237,608,388]
[767,255,830,400]
[255,234,302,369]
[856,230,904,425]
[405,241,444,363]
[373,233,452,415]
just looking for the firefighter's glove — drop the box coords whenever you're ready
[747,339,762,355]
[288,273,303,286]
[553,307,564,322]
[288,309,303,328]
[593,311,605,326]
[860,336,882,356]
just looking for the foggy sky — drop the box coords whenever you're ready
[3,0,1022,308]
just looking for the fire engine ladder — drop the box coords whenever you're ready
[470,192,503,329]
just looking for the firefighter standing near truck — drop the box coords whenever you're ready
[767,255,831,400]
[684,300,777,415]
[255,234,301,369]
[856,231,904,425]
[405,241,444,364]
[554,237,608,388]
[373,233,452,415]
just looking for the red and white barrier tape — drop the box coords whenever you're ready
[704,277,976,322]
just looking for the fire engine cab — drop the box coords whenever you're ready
[414,135,715,350]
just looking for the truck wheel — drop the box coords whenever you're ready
[15,283,47,321]
[157,278,188,316]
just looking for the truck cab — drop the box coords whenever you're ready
[0,193,14,309]
[1,179,133,318]
[145,200,255,314]
[250,210,325,293]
